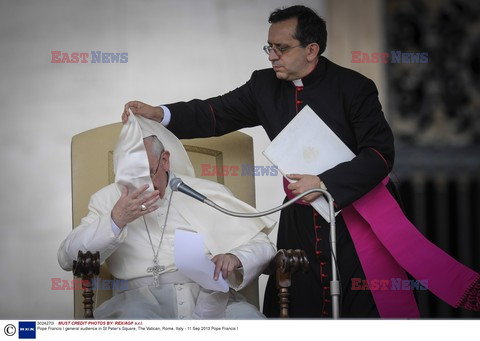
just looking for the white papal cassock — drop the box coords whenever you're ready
[58,114,276,319]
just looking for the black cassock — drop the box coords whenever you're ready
[165,57,396,317]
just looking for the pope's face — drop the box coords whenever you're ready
[267,18,311,81]
[144,139,170,199]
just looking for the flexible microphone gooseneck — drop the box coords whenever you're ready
[169,177,334,219]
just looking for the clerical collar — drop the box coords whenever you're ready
[292,79,303,87]
[290,56,327,87]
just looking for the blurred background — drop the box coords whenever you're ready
[0,0,478,319]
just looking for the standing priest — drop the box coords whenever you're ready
[122,5,480,317]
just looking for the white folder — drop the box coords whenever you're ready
[262,105,356,222]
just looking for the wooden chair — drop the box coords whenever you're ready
[71,122,308,318]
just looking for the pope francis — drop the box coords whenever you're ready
[58,114,276,319]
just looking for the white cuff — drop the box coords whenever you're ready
[111,218,122,237]
[159,105,171,127]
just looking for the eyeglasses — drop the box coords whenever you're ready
[263,45,302,56]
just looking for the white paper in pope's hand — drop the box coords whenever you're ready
[174,229,229,292]
[262,105,356,222]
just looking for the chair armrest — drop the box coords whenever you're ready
[73,251,100,318]
[267,249,309,318]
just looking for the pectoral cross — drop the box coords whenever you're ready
[147,259,165,287]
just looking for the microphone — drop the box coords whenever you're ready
[169,177,208,203]
[170,176,333,219]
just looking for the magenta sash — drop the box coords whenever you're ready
[285,177,480,317]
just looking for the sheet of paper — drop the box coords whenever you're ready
[174,229,229,293]
[262,105,356,222]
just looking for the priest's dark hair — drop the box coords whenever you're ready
[268,5,327,55]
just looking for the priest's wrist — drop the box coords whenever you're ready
[155,107,164,123]
[317,177,327,190]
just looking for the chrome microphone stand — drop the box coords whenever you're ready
[203,188,340,319]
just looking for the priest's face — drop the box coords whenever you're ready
[267,18,318,80]
[144,139,170,199]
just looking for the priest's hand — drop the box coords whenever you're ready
[111,184,160,228]
[287,174,324,202]
[211,253,242,280]
[122,101,164,124]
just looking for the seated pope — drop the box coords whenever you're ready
[58,114,276,319]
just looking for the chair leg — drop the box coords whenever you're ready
[80,277,95,318]
[73,251,100,318]
[277,282,291,318]
[274,249,309,318]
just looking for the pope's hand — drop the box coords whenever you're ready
[211,253,242,280]
[122,101,164,124]
[287,174,324,202]
[111,184,160,228]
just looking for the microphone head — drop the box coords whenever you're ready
[169,177,183,191]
